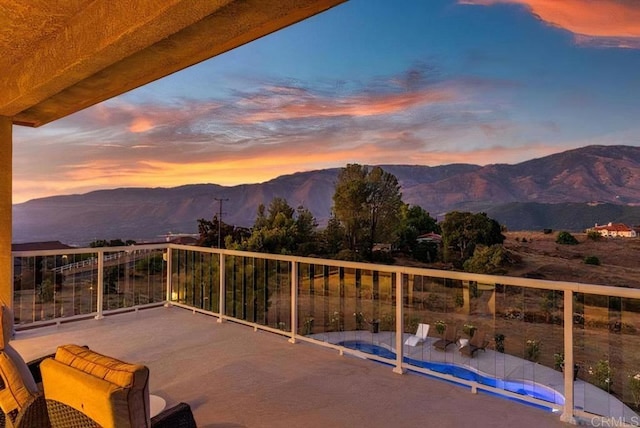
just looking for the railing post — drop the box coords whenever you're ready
[289,260,298,344]
[164,247,172,306]
[217,252,225,323]
[560,289,576,424]
[393,271,405,374]
[95,250,104,320]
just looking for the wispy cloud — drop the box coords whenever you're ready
[8,62,604,203]
[460,0,640,48]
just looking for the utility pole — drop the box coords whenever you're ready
[214,197,229,248]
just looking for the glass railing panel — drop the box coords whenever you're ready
[618,296,640,419]
[101,248,167,311]
[356,269,380,336]
[13,252,99,324]
[170,249,189,304]
[575,292,640,421]
[270,259,291,331]
[225,256,290,330]
[341,267,358,343]
[296,263,331,341]
[170,248,217,311]
[297,262,315,336]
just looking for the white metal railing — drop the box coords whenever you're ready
[12,243,640,425]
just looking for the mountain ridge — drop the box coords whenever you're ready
[13,145,640,245]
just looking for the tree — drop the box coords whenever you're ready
[236,198,318,255]
[441,211,504,267]
[197,216,249,248]
[332,164,368,252]
[332,164,403,257]
[320,213,345,256]
[397,204,440,260]
[89,238,136,247]
[366,166,404,250]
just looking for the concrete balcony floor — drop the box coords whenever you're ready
[12,306,569,428]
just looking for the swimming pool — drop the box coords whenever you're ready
[338,340,564,408]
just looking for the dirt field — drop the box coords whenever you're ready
[503,231,640,288]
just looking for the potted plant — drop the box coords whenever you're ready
[369,318,380,333]
[435,320,446,336]
[555,351,580,380]
[494,333,505,353]
[354,312,365,330]
[302,317,314,335]
[525,339,541,362]
[463,323,476,338]
[553,351,564,371]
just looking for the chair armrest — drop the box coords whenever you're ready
[151,402,197,428]
[27,345,89,385]
[26,354,55,385]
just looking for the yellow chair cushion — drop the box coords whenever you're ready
[54,344,147,389]
[41,358,131,428]
[0,348,39,415]
[41,345,151,428]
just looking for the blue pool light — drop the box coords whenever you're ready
[337,340,563,410]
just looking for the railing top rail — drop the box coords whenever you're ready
[167,243,640,299]
[12,242,169,257]
[12,242,640,299]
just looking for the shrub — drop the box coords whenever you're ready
[587,230,602,241]
[463,244,517,274]
[334,249,363,262]
[556,231,579,245]
[629,373,640,409]
[589,359,613,391]
[370,250,395,264]
[584,255,601,265]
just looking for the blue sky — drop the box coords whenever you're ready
[13,0,640,203]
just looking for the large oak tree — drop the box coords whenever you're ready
[332,164,403,257]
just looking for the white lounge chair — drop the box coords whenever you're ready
[404,323,430,346]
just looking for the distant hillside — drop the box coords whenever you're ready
[486,202,640,232]
[13,145,640,245]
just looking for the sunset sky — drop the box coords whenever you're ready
[12,0,640,203]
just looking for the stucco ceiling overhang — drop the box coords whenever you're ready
[0,0,346,127]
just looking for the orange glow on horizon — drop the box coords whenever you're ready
[13,143,571,204]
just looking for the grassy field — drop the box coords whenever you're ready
[503,231,640,288]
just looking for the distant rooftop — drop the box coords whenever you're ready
[11,241,75,251]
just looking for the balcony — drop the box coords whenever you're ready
[11,244,640,426]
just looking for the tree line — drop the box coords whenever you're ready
[197,164,510,273]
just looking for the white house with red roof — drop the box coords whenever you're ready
[589,222,637,238]
[416,232,442,243]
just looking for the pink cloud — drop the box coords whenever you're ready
[461,0,640,48]
[239,87,455,123]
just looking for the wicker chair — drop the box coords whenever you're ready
[5,394,196,428]
[0,306,196,428]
